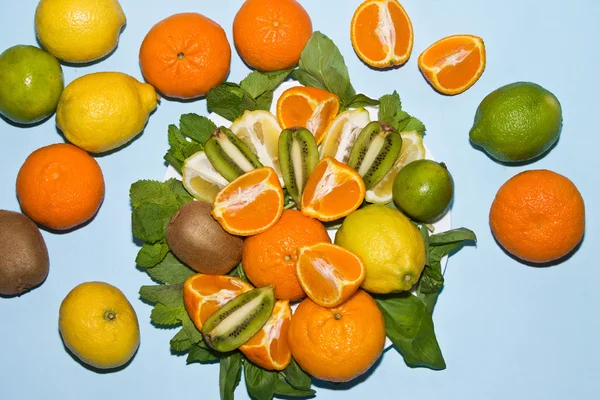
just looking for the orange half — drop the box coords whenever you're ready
[300,157,366,222]
[297,243,366,307]
[351,0,414,68]
[276,86,340,145]
[212,167,284,236]
[240,300,292,371]
[418,34,486,95]
[183,274,253,331]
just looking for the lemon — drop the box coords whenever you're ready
[59,281,140,369]
[335,205,425,293]
[35,0,126,63]
[365,131,425,204]
[56,72,158,153]
[230,110,283,181]
[182,151,228,202]
[319,108,371,163]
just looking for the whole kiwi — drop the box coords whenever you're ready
[0,210,50,296]
[166,201,243,275]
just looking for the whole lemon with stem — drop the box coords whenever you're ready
[59,282,140,369]
[35,0,126,63]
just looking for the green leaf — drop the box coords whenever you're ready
[294,31,355,102]
[274,376,316,398]
[240,69,292,98]
[255,91,274,112]
[429,228,477,245]
[130,180,179,209]
[279,358,312,391]
[375,293,446,370]
[180,113,216,145]
[187,341,221,364]
[180,312,204,344]
[244,360,279,400]
[378,91,426,135]
[132,202,179,243]
[418,265,444,295]
[228,262,248,282]
[147,252,196,285]
[400,117,426,134]
[165,124,203,173]
[207,82,253,121]
[136,242,169,268]
[150,304,186,326]
[164,178,194,205]
[341,93,379,111]
[220,352,243,400]
[139,283,184,307]
[170,327,192,352]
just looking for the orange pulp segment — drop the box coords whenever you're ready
[351,0,414,68]
[296,243,366,307]
[300,157,366,222]
[276,86,340,145]
[418,34,486,95]
[212,167,284,236]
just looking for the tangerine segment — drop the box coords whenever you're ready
[276,86,340,144]
[288,290,385,382]
[301,157,366,222]
[351,0,414,68]
[296,243,366,307]
[212,167,284,236]
[183,274,253,331]
[418,34,486,95]
[240,300,292,371]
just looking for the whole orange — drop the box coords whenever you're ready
[288,289,385,382]
[139,13,231,99]
[233,0,312,71]
[242,210,330,300]
[490,169,585,263]
[16,143,105,230]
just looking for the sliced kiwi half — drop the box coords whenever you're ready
[278,127,319,206]
[204,126,263,182]
[202,285,275,353]
[347,121,403,190]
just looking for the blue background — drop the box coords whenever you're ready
[1,0,599,399]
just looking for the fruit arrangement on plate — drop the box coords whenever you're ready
[0,0,586,399]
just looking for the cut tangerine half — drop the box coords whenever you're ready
[240,300,292,371]
[351,0,414,68]
[212,167,284,236]
[300,157,366,222]
[296,243,366,308]
[418,34,486,95]
[183,274,253,331]
[276,86,340,145]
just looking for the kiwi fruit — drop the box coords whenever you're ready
[166,201,243,275]
[347,121,403,190]
[204,126,263,182]
[0,210,49,296]
[202,285,275,352]
[278,127,319,206]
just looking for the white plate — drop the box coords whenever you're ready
[164,81,452,350]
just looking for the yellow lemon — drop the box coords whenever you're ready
[59,281,140,369]
[335,204,425,293]
[56,72,158,153]
[35,0,126,63]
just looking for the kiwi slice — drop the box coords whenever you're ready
[204,126,263,182]
[347,121,403,190]
[202,285,275,352]
[278,127,319,206]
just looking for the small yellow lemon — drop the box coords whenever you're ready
[335,204,426,293]
[59,281,140,369]
[35,0,126,63]
[56,72,158,153]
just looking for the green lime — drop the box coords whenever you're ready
[469,82,562,163]
[392,159,454,223]
[0,45,64,124]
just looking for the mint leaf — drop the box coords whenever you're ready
[228,262,248,283]
[165,124,203,173]
[375,293,446,370]
[279,358,312,391]
[244,360,278,400]
[187,341,221,363]
[150,304,186,326]
[164,178,194,205]
[220,352,242,400]
[341,93,380,111]
[130,180,179,209]
[400,117,426,134]
[207,82,257,121]
[170,328,192,352]
[132,202,179,243]
[136,242,169,268]
[139,284,184,307]
[293,31,355,102]
[240,69,292,98]
[274,377,316,398]
[147,252,196,285]
[180,113,215,145]
[378,91,426,135]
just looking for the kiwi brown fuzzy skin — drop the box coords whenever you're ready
[0,210,50,296]
[166,201,243,275]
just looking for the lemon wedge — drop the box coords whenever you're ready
[319,108,371,163]
[182,151,228,202]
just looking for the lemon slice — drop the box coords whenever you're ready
[230,110,283,182]
[319,108,371,163]
[182,151,228,202]
[365,131,425,204]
